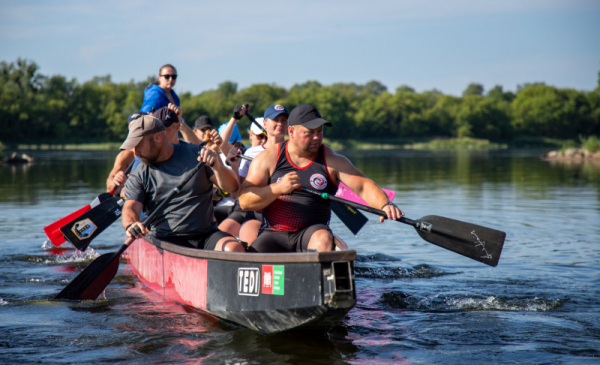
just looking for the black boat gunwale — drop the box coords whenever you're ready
[143,236,357,263]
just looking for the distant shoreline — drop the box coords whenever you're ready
[0,137,568,152]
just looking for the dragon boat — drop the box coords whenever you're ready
[125,236,356,334]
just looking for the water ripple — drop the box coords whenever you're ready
[355,264,455,279]
[381,291,569,312]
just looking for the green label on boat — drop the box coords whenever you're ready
[272,265,284,295]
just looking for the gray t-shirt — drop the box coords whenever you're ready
[124,143,215,238]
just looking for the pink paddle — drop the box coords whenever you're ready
[335,182,396,206]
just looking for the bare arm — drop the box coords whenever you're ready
[122,200,147,239]
[179,122,201,144]
[239,146,300,211]
[327,147,403,221]
[200,144,239,194]
[218,117,238,157]
[106,150,135,191]
[220,104,248,156]
[167,102,201,145]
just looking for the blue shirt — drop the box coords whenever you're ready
[140,84,180,113]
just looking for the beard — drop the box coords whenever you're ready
[139,138,161,165]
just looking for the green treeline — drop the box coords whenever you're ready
[1,58,599,144]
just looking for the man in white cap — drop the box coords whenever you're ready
[239,104,403,253]
[121,114,244,252]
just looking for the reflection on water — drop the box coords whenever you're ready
[0,148,599,364]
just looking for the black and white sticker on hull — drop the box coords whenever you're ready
[238,267,260,296]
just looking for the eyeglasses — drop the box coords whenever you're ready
[160,74,178,80]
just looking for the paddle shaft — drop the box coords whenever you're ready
[245,111,268,136]
[237,153,253,161]
[300,187,418,226]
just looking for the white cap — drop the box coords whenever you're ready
[250,117,265,135]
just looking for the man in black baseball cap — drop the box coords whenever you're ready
[239,104,404,254]
[287,104,332,129]
[193,115,214,142]
[152,106,188,145]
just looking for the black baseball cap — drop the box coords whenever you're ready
[288,104,332,129]
[194,116,214,130]
[152,107,179,128]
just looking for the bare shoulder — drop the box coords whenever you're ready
[323,145,354,170]
[244,143,280,186]
[252,143,279,171]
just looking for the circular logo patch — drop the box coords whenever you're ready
[275,105,284,111]
[310,173,327,190]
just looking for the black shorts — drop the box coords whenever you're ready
[248,224,331,253]
[214,204,234,224]
[155,227,234,250]
[226,201,263,224]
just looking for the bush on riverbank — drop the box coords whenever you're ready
[1,58,599,146]
[580,135,600,153]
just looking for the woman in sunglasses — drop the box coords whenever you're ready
[141,64,180,113]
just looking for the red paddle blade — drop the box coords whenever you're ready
[44,205,92,246]
[55,250,122,300]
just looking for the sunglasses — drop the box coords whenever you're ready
[160,74,178,80]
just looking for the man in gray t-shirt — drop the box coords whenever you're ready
[120,114,244,252]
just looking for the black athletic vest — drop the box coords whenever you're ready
[262,141,338,232]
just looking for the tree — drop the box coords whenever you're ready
[463,83,484,97]
[455,96,512,140]
[360,80,387,96]
[486,85,515,102]
[512,84,590,139]
[395,85,415,94]
[218,81,237,97]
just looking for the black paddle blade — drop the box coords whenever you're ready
[412,215,505,267]
[54,249,122,300]
[331,201,369,235]
[60,197,125,251]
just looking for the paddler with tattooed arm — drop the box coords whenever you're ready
[239,104,403,253]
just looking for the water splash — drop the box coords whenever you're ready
[41,240,53,250]
[355,264,452,279]
[382,291,568,312]
[47,248,100,265]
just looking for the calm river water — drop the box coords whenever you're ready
[0,148,599,364]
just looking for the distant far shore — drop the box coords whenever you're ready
[0,137,574,153]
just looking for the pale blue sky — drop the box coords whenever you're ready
[1,0,599,96]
